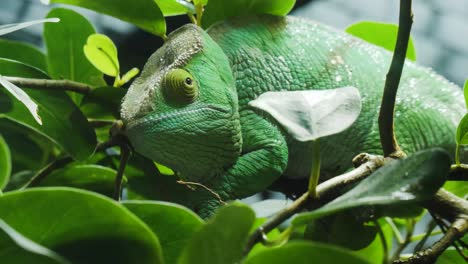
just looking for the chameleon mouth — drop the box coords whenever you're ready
[124,104,231,132]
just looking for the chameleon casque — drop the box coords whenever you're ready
[120,15,464,217]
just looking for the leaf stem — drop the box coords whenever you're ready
[113,142,130,201]
[374,220,389,264]
[308,140,321,198]
[378,0,413,157]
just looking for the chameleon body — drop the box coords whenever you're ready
[121,16,464,216]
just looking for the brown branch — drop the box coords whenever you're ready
[394,217,468,263]
[378,0,413,157]
[3,76,92,94]
[243,153,386,255]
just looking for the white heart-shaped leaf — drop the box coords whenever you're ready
[0,18,59,36]
[249,87,362,141]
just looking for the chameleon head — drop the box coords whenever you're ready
[121,24,242,182]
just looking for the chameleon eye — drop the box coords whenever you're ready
[162,69,198,104]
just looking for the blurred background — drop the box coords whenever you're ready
[1,0,468,86]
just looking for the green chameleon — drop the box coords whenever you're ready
[121,16,464,217]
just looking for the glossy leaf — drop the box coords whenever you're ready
[39,165,121,196]
[0,187,163,264]
[202,0,295,28]
[345,21,416,61]
[0,18,59,35]
[464,80,468,110]
[293,148,450,226]
[443,181,468,199]
[84,34,119,77]
[120,67,140,84]
[244,241,371,264]
[304,211,377,250]
[456,113,468,145]
[80,86,126,119]
[0,120,52,173]
[354,220,392,263]
[249,87,361,141]
[0,219,68,263]
[123,201,204,264]
[0,39,46,71]
[0,76,42,124]
[0,134,11,189]
[436,249,467,264]
[44,8,105,88]
[154,162,175,176]
[0,59,97,161]
[154,0,194,16]
[178,202,256,264]
[44,0,166,37]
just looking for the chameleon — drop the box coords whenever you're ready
[120,15,464,217]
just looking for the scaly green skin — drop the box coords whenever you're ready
[121,16,464,217]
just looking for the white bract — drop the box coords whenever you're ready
[248,86,362,141]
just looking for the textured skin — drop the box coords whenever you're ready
[122,16,464,217]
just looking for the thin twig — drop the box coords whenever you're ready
[20,139,120,189]
[243,154,385,255]
[113,143,130,200]
[20,156,73,189]
[393,217,468,263]
[378,0,413,157]
[3,76,92,94]
[177,180,226,205]
[391,219,416,262]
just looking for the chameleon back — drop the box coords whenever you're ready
[208,15,464,177]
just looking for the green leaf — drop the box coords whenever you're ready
[443,181,468,199]
[120,67,140,84]
[154,162,175,176]
[0,120,52,173]
[0,187,163,264]
[39,165,121,197]
[244,241,371,264]
[0,39,47,71]
[125,153,191,204]
[0,76,42,124]
[456,113,468,145]
[202,0,295,28]
[44,8,105,88]
[0,219,68,263]
[436,249,467,264]
[354,220,392,263]
[293,148,450,226]
[304,212,377,250]
[178,202,256,264]
[463,80,468,110]
[44,0,166,37]
[0,18,59,36]
[154,0,194,16]
[80,86,126,119]
[345,21,416,61]
[0,134,11,190]
[84,34,119,77]
[123,201,204,264]
[0,58,97,161]
[248,87,361,141]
